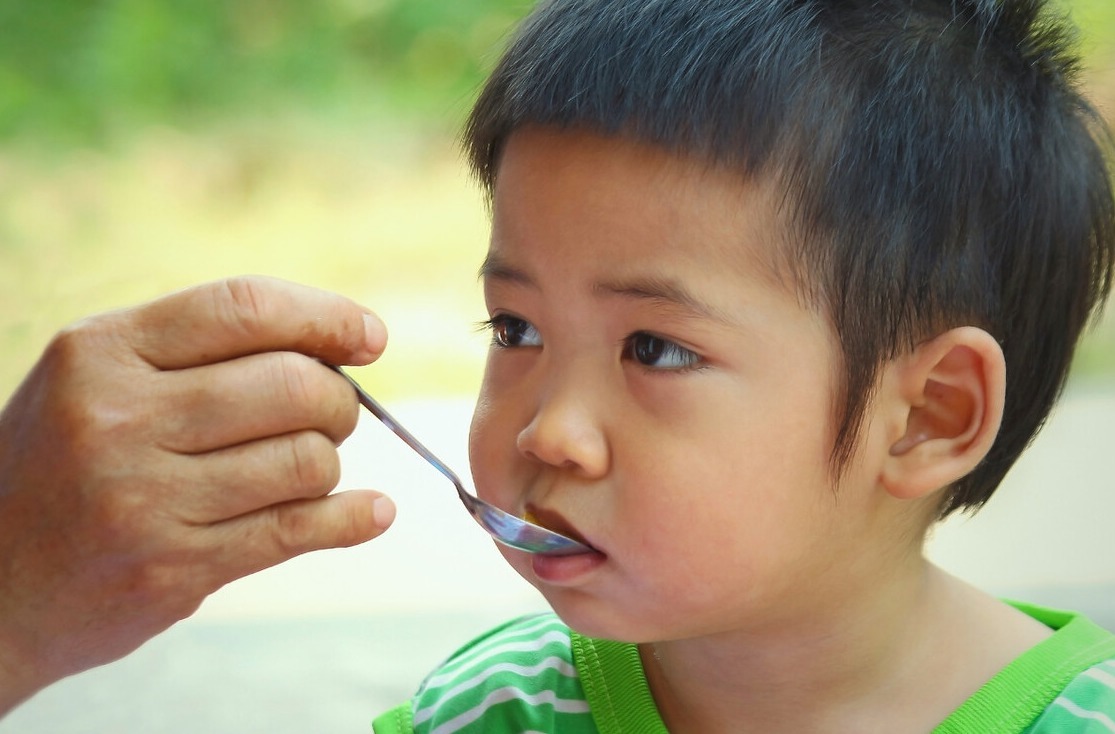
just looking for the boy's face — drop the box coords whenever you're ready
[469,127,890,642]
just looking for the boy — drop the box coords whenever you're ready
[374,0,1115,732]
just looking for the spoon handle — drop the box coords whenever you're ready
[328,366,465,492]
[328,365,593,556]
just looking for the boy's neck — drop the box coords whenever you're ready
[638,561,1051,734]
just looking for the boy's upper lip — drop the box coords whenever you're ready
[525,503,597,551]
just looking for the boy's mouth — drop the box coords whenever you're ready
[525,505,597,552]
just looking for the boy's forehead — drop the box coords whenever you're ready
[488,126,802,295]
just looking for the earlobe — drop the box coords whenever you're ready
[881,327,1005,501]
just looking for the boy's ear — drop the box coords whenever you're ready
[880,327,1005,501]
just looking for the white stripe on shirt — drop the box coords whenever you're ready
[414,656,579,726]
[429,687,591,734]
[1085,665,1115,693]
[428,616,564,675]
[1052,696,1115,733]
[423,629,572,689]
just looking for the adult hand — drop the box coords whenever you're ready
[0,276,396,715]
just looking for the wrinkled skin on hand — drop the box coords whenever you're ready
[0,276,396,715]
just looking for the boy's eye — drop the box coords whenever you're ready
[624,332,702,370]
[486,315,542,348]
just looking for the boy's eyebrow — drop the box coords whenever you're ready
[477,254,535,287]
[593,276,739,326]
[480,254,738,325]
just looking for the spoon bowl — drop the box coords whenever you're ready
[331,366,593,557]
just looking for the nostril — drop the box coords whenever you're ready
[516,438,581,472]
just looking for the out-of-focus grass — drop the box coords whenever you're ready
[0,120,492,402]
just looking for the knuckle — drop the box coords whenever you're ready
[42,316,116,375]
[58,386,147,472]
[75,395,132,443]
[271,502,319,556]
[42,323,87,369]
[85,480,151,543]
[284,431,341,496]
[273,351,316,408]
[49,392,139,479]
[127,558,207,618]
[215,276,269,339]
[36,318,157,460]
[333,391,360,442]
[333,501,372,548]
[94,530,213,617]
[128,558,177,600]
[272,355,356,442]
[321,368,360,443]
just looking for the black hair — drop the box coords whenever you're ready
[464,0,1115,517]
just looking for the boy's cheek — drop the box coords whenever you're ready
[467,399,513,504]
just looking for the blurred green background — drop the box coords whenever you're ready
[1,0,1114,403]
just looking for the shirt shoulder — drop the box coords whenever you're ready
[1024,658,1115,733]
[933,604,1115,734]
[408,612,596,734]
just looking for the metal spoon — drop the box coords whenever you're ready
[330,366,593,556]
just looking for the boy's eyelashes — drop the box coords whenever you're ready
[478,314,542,348]
[477,314,705,372]
[622,332,703,371]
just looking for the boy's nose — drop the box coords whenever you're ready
[515,381,609,479]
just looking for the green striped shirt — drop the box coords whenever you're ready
[413,614,594,732]
[1025,659,1115,732]
[375,614,609,734]
[373,604,1115,734]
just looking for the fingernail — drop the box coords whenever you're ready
[372,496,396,529]
[360,313,387,363]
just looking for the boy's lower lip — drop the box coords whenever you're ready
[531,548,607,584]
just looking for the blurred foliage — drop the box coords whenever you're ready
[0,0,1112,147]
[0,0,531,144]
[0,0,1112,145]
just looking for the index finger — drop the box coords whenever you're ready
[120,276,387,370]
